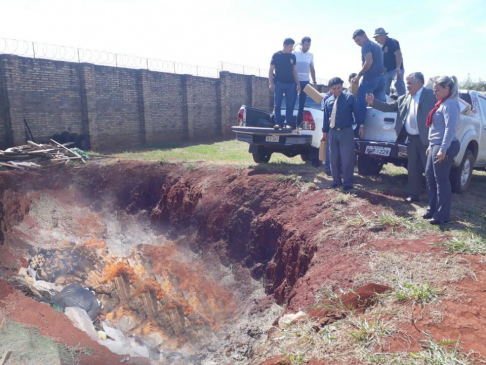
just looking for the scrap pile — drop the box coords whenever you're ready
[0,139,103,171]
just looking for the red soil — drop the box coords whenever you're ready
[0,161,486,363]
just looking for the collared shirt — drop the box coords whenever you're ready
[382,37,404,72]
[322,92,362,133]
[321,92,332,110]
[404,87,423,135]
[293,50,314,82]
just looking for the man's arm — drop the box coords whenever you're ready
[395,49,403,78]
[368,96,400,112]
[322,103,330,133]
[310,64,316,85]
[269,64,275,93]
[293,65,301,94]
[352,53,373,84]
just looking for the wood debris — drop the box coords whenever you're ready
[0,140,107,171]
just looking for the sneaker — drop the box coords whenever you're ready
[283,124,293,130]
[422,211,433,219]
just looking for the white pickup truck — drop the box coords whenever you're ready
[232,97,324,167]
[356,90,486,193]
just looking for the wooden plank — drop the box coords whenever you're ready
[49,139,86,163]
[27,141,43,148]
[0,162,25,170]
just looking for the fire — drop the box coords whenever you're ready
[102,261,137,283]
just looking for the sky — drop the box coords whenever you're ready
[1,0,485,83]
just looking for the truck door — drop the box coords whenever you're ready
[477,96,486,164]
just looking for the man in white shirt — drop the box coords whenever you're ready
[293,36,317,127]
[366,72,437,202]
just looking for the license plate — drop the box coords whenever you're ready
[265,135,280,142]
[365,146,391,156]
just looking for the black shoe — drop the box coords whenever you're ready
[429,219,450,225]
[405,196,420,203]
[329,182,342,189]
[325,169,332,176]
[273,124,281,130]
[343,185,354,192]
[422,212,433,219]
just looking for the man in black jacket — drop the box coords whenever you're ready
[366,72,437,202]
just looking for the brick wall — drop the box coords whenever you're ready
[0,54,326,151]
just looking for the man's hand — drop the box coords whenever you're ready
[365,93,374,106]
[321,133,327,142]
[426,147,431,156]
[436,150,446,162]
[269,84,274,93]
[396,69,403,78]
[359,126,365,138]
[297,84,301,94]
[351,75,360,84]
[312,82,317,88]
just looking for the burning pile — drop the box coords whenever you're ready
[16,240,234,357]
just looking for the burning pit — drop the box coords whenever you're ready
[0,163,293,364]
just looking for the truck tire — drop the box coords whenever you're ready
[300,152,310,162]
[252,147,272,163]
[450,149,474,193]
[357,155,383,176]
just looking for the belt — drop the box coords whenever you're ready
[331,126,351,131]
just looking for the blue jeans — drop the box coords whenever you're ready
[295,81,309,126]
[384,69,406,96]
[357,75,386,125]
[274,81,297,128]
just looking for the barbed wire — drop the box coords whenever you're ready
[0,38,330,83]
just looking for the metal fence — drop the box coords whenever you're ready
[0,38,329,84]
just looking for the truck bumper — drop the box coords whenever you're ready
[355,140,407,159]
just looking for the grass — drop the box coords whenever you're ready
[349,318,396,348]
[392,282,440,305]
[0,320,91,365]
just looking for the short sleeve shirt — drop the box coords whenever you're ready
[361,41,385,81]
[293,50,314,82]
[382,37,404,71]
[271,51,297,84]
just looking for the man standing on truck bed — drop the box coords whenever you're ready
[351,29,386,122]
[373,28,406,97]
[269,38,301,130]
[293,36,317,127]
[321,77,364,192]
[366,72,437,202]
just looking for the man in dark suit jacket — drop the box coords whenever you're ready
[366,72,437,202]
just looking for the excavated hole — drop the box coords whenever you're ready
[0,184,284,364]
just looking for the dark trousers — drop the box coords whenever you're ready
[407,135,428,198]
[295,81,309,126]
[425,141,460,221]
[329,127,355,188]
[274,81,297,128]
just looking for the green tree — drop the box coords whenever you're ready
[460,74,486,91]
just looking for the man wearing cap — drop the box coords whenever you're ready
[373,28,406,96]
[350,29,386,124]
[293,36,317,127]
[321,77,364,192]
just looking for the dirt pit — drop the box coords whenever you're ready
[1,161,486,365]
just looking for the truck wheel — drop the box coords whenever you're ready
[252,147,272,163]
[450,149,474,193]
[357,155,383,176]
[300,152,310,162]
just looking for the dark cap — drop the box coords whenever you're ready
[373,28,388,37]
